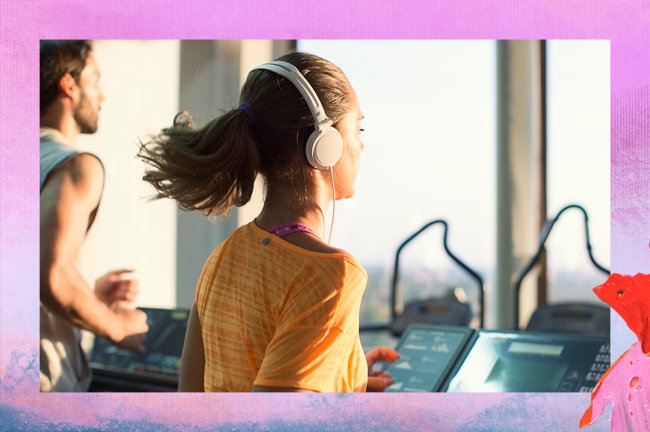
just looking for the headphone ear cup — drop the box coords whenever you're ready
[306,127,344,170]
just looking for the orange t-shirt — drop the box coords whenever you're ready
[195,221,368,392]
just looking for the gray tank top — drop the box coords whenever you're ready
[40,128,78,191]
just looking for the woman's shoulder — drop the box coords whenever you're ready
[284,234,345,255]
[247,221,356,255]
[288,237,367,280]
[217,221,368,278]
[278,236,366,276]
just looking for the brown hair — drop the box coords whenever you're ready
[139,52,354,216]
[40,40,93,116]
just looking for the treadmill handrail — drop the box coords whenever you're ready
[513,203,610,330]
[390,219,485,328]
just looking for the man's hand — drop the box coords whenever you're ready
[109,304,148,353]
[365,347,401,392]
[116,333,146,354]
[95,269,139,306]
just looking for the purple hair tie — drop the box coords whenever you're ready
[237,103,255,127]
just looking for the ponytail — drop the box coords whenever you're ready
[139,109,260,216]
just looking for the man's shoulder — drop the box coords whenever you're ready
[42,153,105,207]
[51,153,104,185]
[40,129,105,194]
[67,152,103,176]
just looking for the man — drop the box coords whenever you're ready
[40,40,148,391]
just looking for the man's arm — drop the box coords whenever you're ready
[40,153,147,343]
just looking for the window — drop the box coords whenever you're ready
[298,41,497,326]
[546,40,610,304]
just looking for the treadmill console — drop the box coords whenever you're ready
[386,324,609,392]
[90,307,189,391]
[385,325,473,392]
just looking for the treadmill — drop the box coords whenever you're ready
[513,204,610,337]
[389,220,485,336]
[361,220,485,337]
[89,307,189,392]
[384,323,609,392]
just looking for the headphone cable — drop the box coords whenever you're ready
[328,167,336,244]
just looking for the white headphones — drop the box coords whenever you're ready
[253,60,343,170]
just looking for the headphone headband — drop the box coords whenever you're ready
[250,59,343,171]
[252,61,332,130]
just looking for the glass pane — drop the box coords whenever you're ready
[298,41,497,326]
[546,40,610,305]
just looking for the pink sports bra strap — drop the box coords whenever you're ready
[267,222,321,239]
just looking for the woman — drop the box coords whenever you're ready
[140,52,399,392]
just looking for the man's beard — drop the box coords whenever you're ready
[74,89,99,134]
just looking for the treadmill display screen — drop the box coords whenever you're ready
[508,342,564,356]
[445,330,609,392]
[90,307,189,379]
[484,357,567,392]
[384,325,474,392]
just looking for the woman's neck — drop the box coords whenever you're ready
[256,181,331,240]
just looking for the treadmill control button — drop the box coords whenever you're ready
[595,353,610,363]
[590,363,608,372]
[586,372,603,381]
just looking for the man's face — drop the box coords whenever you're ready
[73,52,104,134]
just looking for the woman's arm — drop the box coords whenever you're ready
[178,303,205,392]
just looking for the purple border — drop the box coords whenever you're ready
[2,0,648,429]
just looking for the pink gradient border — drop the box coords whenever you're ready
[2,0,648,429]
